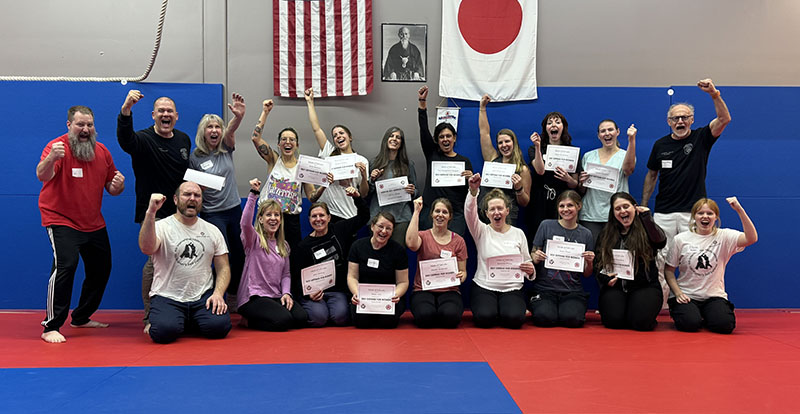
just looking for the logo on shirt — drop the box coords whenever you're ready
[180,148,189,160]
[174,238,205,266]
[686,241,719,277]
[683,143,694,155]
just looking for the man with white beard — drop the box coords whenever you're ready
[37,105,125,343]
[383,26,424,81]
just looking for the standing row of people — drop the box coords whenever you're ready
[36,78,756,344]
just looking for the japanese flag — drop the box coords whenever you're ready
[439,0,538,102]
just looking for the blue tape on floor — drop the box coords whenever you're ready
[1,362,520,413]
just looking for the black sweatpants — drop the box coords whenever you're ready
[410,290,464,328]
[42,225,112,332]
[470,282,526,329]
[668,296,736,334]
[529,290,589,328]
[599,282,663,331]
[239,295,308,331]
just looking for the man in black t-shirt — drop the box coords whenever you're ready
[642,78,731,305]
[117,90,192,331]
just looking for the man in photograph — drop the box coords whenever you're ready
[383,26,424,81]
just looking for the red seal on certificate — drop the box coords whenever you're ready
[328,279,333,283]
[574,262,580,268]
[626,270,631,276]
[450,277,456,282]
[515,273,520,279]
[379,184,384,189]
[568,164,574,170]
[505,180,510,185]
[609,184,614,189]
[386,305,392,310]
[350,169,355,174]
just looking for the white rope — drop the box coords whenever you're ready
[0,0,169,82]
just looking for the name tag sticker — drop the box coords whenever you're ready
[314,249,326,260]
[72,168,83,178]
[440,250,453,258]
[662,160,673,169]
[367,258,379,268]
[552,236,565,242]
[200,160,214,170]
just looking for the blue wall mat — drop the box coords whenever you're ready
[0,81,222,309]
[1,362,520,414]
[1,83,797,308]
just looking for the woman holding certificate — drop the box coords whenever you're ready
[578,120,637,242]
[466,174,535,329]
[237,178,308,331]
[406,197,468,328]
[527,112,580,247]
[416,86,473,236]
[664,197,758,334]
[188,93,246,307]
[251,100,326,252]
[369,126,418,247]
[293,189,370,327]
[305,88,369,224]
[530,190,595,328]
[594,193,666,331]
[347,212,410,329]
[477,94,531,225]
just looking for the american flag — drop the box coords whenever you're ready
[274,0,373,98]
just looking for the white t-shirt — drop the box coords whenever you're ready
[579,148,630,222]
[318,141,368,218]
[666,228,744,300]
[150,215,228,302]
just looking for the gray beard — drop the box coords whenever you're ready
[68,131,97,161]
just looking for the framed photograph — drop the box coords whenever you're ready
[381,23,427,82]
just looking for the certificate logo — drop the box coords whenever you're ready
[489,273,495,278]
[386,305,392,310]
[483,177,489,183]
[505,180,510,185]
[350,169,355,174]
[306,286,312,291]
[568,164,574,170]
[548,259,554,265]
[299,173,304,178]
[425,280,431,285]
[379,184,384,189]
[586,179,592,184]
[450,277,456,282]
[574,262,579,268]
[400,180,406,185]
[328,279,333,284]
[515,273,520,279]
[435,178,440,183]
[360,304,366,309]
[609,184,615,189]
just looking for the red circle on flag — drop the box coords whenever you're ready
[458,0,523,54]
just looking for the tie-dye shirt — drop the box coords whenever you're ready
[259,158,303,214]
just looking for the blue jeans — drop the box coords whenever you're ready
[300,291,350,327]
[201,205,245,293]
[149,290,231,344]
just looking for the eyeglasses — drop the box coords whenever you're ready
[279,137,297,143]
[668,115,693,122]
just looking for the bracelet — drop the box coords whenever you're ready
[249,189,260,195]
[418,99,425,101]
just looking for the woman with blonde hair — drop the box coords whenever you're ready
[237,178,307,331]
[477,94,531,224]
[664,197,757,334]
[189,93,246,306]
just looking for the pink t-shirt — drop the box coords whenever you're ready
[413,229,468,292]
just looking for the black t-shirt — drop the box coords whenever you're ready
[348,237,408,285]
[646,125,717,213]
[117,113,191,223]
[526,145,582,242]
[418,108,473,217]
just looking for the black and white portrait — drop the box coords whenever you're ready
[381,23,427,82]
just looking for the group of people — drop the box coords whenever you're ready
[37,78,758,344]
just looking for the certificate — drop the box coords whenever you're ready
[431,161,465,187]
[544,145,580,173]
[418,257,460,290]
[584,162,620,193]
[486,254,524,282]
[184,169,225,191]
[545,239,585,272]
[610,249,634,281]
[376,176,411,207]
[328,153,358,180]
[481,162,516,189]
[300,260,336,293]
[357,283,395,315]
[295,154,330,187]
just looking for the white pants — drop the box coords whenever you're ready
[654,212,691,309]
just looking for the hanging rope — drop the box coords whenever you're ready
[0,0,169,82]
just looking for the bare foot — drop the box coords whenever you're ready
[143,322,151,335]
[42,331,66,343]
[70,320,109,328]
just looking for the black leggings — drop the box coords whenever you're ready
[410,290,464,328]
[350,300,407,329]
[239,295,307,331]
[470,283,526,329]
[598,282,662,331]
[668,296,736,334]
[529,290,589,328]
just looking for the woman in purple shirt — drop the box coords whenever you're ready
[237,178,307,331]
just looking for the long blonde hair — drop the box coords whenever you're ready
[194,114,228,156]
[254,199,289,257]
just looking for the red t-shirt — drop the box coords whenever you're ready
[38,134,117,232]
[413,229,468,292]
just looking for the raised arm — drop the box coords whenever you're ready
[465,174,484,240]
[223,93,246,150]
[304,88,329,150]
[726,197,758,248]
[528,133,545,175]
[697,79,731,138]
[117,90,144,153]
[405,197,424,251]
[105,171,126,196]
[637,206,666,249]
[240,179,261,248]
[513,166,532,207]
[622,124,637,176]
[36,142,65,182]
[251,100,277,168]
[417,86,437,154]
[479,94,499,161]
[139,194,165,255]
[641,169,658,207]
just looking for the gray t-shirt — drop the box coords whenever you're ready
[189,143,241,213]
[532,219,594,293]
